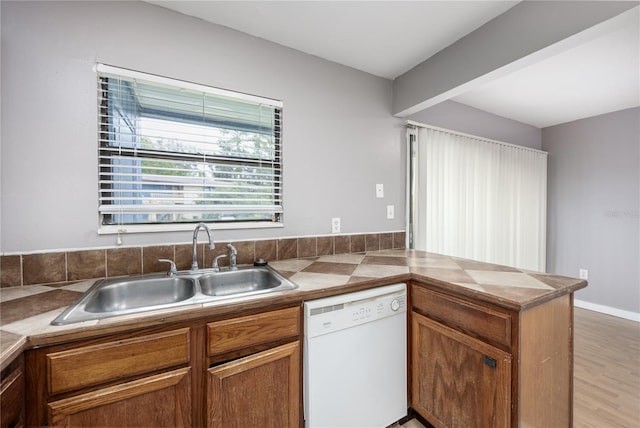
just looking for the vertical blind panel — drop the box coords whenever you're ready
[414,127,547,272]
[98,65,282,225]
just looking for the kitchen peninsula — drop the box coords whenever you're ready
[0,249,586,427]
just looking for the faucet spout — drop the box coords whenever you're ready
[192,222,215,271]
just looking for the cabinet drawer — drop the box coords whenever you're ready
[47,328,190,395]
[412,284,511,348]
[208,307,300,357]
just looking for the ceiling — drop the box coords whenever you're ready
[148,1,639,128]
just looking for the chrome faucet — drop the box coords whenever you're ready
[227,243,237,271]
[192,222,215,271]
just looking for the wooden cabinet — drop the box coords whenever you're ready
[410,282,574,427]
[25,305,302,427]
[26,327,192,427]
[206,306,302,428]
[1,354,25,428]
[412,312,511,427]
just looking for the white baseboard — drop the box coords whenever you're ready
[574,299,640,323]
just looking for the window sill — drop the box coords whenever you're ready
[97,221,284,235]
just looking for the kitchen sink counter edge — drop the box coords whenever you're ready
[0,249,587,369]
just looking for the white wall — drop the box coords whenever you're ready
[0,1,404,253]
[543,108,640,315]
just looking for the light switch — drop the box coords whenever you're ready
[376,184,384,198]
[386,205,394,219]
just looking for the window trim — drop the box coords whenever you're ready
[95,64,283,109]
[96,64,284,234]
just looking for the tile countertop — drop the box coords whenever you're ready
[0,250,587,369]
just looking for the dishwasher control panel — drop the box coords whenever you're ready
[304,283,406,338]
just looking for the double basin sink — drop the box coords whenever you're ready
[52,266,298,325]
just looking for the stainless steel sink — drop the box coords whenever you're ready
[51,266,297,325]
[199,267,293,297]
[84,277,196,313]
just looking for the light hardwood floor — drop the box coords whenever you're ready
[573,307,640,428]
[401,307,640,428]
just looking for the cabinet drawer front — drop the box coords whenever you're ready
[208,307,300,357]
[412,284,511,347]
[47,328,190,395]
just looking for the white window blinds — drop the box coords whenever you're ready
[97,64,283,229]
[408,123,547,272]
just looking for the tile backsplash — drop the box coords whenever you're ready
[0,232,405,288]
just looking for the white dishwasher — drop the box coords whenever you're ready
[304,283,407,428]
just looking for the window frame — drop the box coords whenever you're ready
[96,64,284,235]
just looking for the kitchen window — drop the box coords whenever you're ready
[97,64,283,233]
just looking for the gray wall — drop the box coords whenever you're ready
[543,108,640,314]
[407,100,542,150]
[0,1,404,253]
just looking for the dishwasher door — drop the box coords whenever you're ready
[304,284,407,428]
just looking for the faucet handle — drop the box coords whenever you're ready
[212,254,227,272]
[158,259,177,276]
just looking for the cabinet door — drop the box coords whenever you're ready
[1,355,25,428]
[47,367,191,427]
[207,341,300,428]
[412,312,511,428]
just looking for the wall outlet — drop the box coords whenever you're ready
[376,183,384,198]
[386,205,394,219]
[579,268,588,280]
[331,217,341,234]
